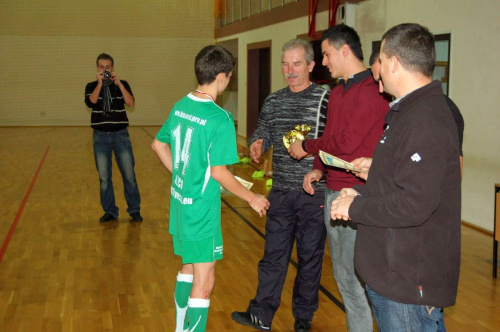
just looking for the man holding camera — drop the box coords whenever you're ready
[84,53,142,223]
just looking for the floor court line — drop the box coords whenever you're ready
[0,146,50,263]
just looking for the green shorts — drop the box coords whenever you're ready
[172,232,223,264]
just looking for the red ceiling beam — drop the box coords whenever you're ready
[309,0,341,38]
[329,0,340,27]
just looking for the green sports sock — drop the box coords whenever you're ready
[187,298,210,332]
[174,272,193,332]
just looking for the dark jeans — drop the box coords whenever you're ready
[248,188,326,326]
[93,128,141,217]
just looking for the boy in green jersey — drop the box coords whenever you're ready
[152,45,270,332]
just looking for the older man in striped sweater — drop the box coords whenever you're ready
[231,39,329,332]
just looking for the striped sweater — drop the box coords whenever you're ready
[249,83,329,191]
[85,80,133,132]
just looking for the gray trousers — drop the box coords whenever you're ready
[325,189,372,332]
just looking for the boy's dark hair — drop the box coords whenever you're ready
[195,45,235,85]
[321,24,363,61]
[381,23,435,77]
[96,53,114,66]
[369,45,380,66]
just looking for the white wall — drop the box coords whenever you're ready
[218,0,500,231]
[358,0,500,233]
[217,12,331,137]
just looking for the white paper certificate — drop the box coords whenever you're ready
[318,150,366,173]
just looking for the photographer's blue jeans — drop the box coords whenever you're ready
[93,128,141,217]
[366,284,444,332]
[324,189,372,332]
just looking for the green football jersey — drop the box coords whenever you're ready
[156,93,238,241]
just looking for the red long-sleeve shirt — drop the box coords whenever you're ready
[304,70,390,190]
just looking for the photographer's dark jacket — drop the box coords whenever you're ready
[349,81,462,308]
[85,80,133,132]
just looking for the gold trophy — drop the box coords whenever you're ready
[283,124,312,149]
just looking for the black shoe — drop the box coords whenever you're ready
[99,213,117,222]
[294,319,312,332]
[231,311,270,330]
[129,212,143,222]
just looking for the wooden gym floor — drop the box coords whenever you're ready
[0,126,498,331]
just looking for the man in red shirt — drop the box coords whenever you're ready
[289,24,389,331]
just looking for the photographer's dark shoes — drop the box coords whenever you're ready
[99,212,142,222]
[99,213,117,222]
[129,212,143,222]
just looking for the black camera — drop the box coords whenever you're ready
[103,69,112,79]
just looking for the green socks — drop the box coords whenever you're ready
[174,272,193,332]
[187,298,210,332]
[174,272,210,331]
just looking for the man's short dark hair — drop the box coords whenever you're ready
[381,23,436,77]
[96,53,114,66]
[195,45,235,85]
[321,24,363,61]
[369,45,380,66]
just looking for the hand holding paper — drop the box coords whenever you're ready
[318,150,367,173]
[350,157,372,180]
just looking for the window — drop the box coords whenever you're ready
[433,33,451,95]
